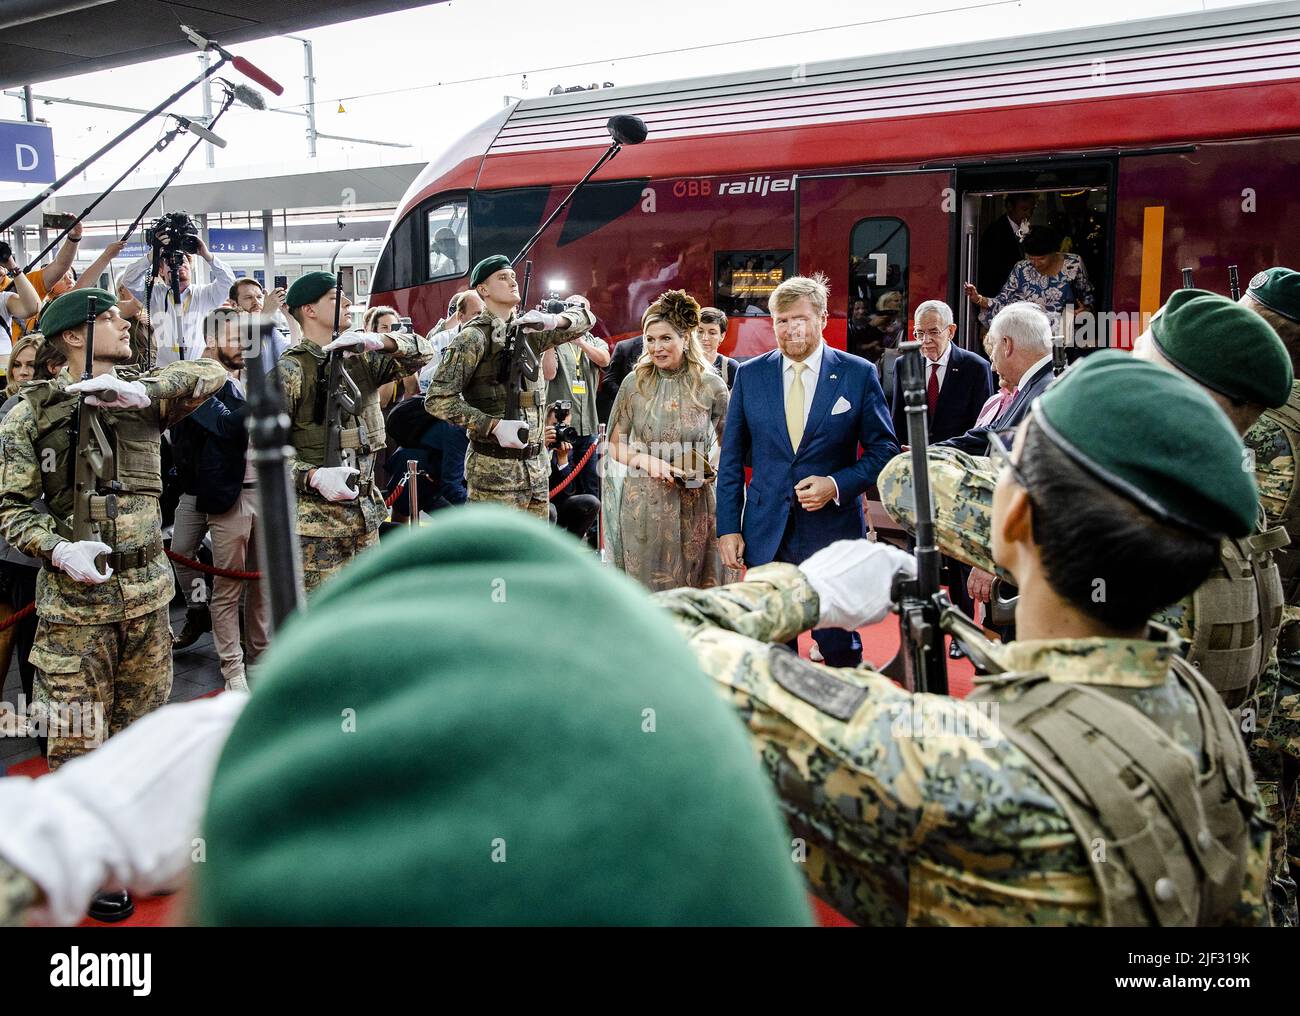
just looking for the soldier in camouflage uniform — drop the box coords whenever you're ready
[0,289,225,771]
[1239,267,1300,922]
[659,352,1271,925]
[425,255,597,519]
[277,272,432,593]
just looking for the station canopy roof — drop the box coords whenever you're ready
[0,0,444,88]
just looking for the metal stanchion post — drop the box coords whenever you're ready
[407,459,420,527]
[597,422,607,563]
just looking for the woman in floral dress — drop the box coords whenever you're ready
[964,225,1095,330]
[603,291,729,591]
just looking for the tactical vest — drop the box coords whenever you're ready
[24,379,161,536]
[284,347,386,467]
[460,313,541,418]
[1187,526,1287,708]
[1261,394,1300,603]
[976,656,1262,926]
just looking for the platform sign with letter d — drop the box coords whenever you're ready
[0,120,56,184]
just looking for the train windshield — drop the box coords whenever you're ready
[427,200,469,281]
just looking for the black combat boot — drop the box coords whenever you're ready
[172,605,211,650]
[87,889,134,923]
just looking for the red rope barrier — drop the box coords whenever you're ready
[550,441,598,499]
[0,602,35,633]
[165,549,260,581]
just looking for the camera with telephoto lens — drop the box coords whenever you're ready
[541,290,567,314]
[549,400,581,445]
[148,211,201,256]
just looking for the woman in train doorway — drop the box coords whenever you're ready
[964,224,1095,332]
[603,291,729,592]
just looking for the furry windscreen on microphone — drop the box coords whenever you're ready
[643,289,700,337]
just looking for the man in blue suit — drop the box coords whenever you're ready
[718,274,899,667]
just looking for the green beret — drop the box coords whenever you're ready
[197,506,811,926]
[37,287,118,339]
[470,254,511,288]
[1150,288,1292,408]
[1246,267,1300,323]
[1036,351,1257,537]
[285,271,336,309]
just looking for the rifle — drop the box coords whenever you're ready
[244,314,305,630]
[497,260,540,444]
[1181,267,1195,289]
[321,272,362,490]
[70,298,120,573]
[1229,265,1241,301]
[882,341,949,695]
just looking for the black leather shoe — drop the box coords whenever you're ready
[172,606,211,651]
[949,641,966,660]
[88,889,134,923]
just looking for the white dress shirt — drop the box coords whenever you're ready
[782,339,825,430]
[925,341,953,390]
[119,253,237,365]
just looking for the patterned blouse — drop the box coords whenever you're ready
[981,253,1095,328]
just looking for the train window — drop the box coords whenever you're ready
[372,212,420,294]
[848,218,909,361]
[714,251,793,317]
[427,198,469,281]
[356,267,371,298]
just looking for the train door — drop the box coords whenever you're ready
[954,160,1114,353]
[795,170,954,396]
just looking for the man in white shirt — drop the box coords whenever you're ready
[119,234,236,366]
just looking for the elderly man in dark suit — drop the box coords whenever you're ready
[891,299,992,638]
[939,301,1057,621]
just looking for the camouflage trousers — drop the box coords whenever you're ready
[301,529,379,595]
[1253,655,1300,925]
[28,605,172,770]
[467,485,549,520]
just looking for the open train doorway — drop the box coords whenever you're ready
[955,161,1114,358]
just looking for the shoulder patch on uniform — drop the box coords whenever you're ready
[768,646,867,721]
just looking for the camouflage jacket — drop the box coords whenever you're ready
[0,360,226,624]
[877,447,1278,650]
[654,564,1271,926]
[0,855,38,928]
[274,334,431,538]
[1245,379,1299,530]
[424,306,597,497]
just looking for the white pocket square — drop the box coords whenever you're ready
[831,396,852,416]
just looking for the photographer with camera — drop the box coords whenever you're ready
[119,212,236,366]
[0,245,42,367]
[542,295,607,512]
[546,400,600,540]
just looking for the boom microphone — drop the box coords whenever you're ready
[181,24,285,96]
[170,115,227,148]
[607,115,648,145]
[232,83,266,110]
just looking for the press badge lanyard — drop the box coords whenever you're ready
[569,344,587,396]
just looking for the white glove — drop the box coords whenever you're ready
[65,375,150,409]
[492,418,529,449]
[516,309,563,332]
[309,465,360,501]
[0,692,249,926]
[52,540,113,584]
[321,329,386,356]
[799,539,917,631]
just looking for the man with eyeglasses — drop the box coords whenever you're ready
[888,300,991,645]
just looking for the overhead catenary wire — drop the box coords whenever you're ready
[269,0,1024,112]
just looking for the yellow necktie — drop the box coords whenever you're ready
[786,361,808,450]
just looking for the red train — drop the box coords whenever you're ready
[370,1,1300,359]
